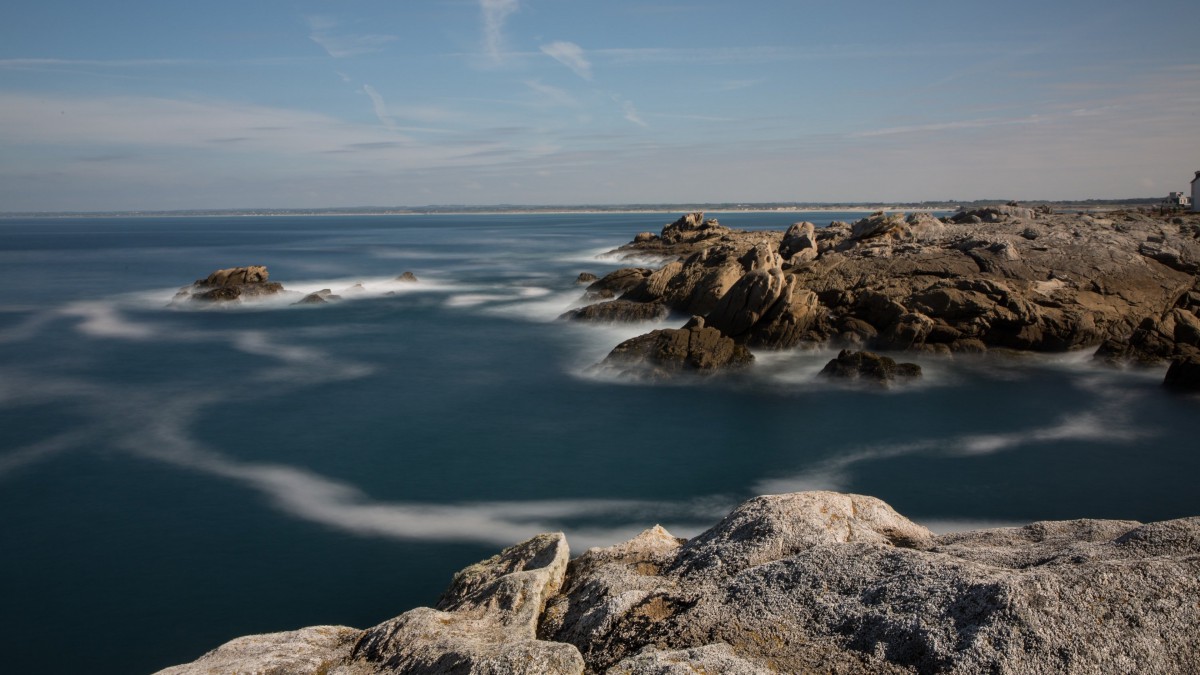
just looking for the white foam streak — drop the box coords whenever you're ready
[754,373,1155,495]
[0,430,91,477]
[0,312,59,344]
[120,407,702,548]
[60,301,159,339]
[480,289,587,322]
[590,250,674,267]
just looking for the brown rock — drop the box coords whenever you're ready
[602,317,753,376]
[820,349,922,384]
[559,300,669,323]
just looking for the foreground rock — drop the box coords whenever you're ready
[160,490,1200,675]
[174,265,285,303]
[582,209,1200,373]
[820,349,922,384]
[350,533,583,674]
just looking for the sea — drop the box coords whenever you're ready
[0,212,1196,674]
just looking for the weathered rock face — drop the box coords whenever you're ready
[350,533,584,675]
[543,491,1200,675]
[159,491,1200,675]
[820,349,922,384]
[1094,277,1200,365]
[197,266,270,287]
[601,316,753,376]
[585,268,654,300]
[174,266,286,303]
[155,626,360,675]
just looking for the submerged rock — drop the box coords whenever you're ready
[159,490,1200,675]
[294,289,340,306]
[395,271,419,283]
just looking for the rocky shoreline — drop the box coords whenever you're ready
[567,209,1200,389]
[158,490,1200,674]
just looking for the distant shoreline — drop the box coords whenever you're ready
[0,199,1165,219]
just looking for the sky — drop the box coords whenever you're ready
[1,0,1198,211]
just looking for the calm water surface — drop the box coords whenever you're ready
[0,212,1195,674]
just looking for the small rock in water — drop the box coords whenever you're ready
[294,289,338,306]
[179,266,284,303]
[575,272,598,283]
[820,349,922,384]
[395,271,419,283]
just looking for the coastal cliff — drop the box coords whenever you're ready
[158,491,1200,674]
[574,209,1200,382]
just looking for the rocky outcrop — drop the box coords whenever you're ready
[780,221,818,262]
[350,533,583,674]
[1094,277,1200,365]
[576,272,598,284]
[600,316,753,377]
[575,210,1200,371]
[174,266,286,303]
[160,491,1200,675]
[560,300,670,323]
[585,268,654,300]
[820,349,922,384]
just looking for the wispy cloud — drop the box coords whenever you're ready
[540,41,592,80]
[524,79,580,107]
[307,16,397,59]
[0,57,204,69]
[620,99,647,127]
[480,0,519,64]
[850,115,1044,138]
[362,84,396,131]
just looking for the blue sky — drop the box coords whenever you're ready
[2,0,1198,211]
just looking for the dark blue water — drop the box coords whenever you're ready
[1,212,1195,674]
